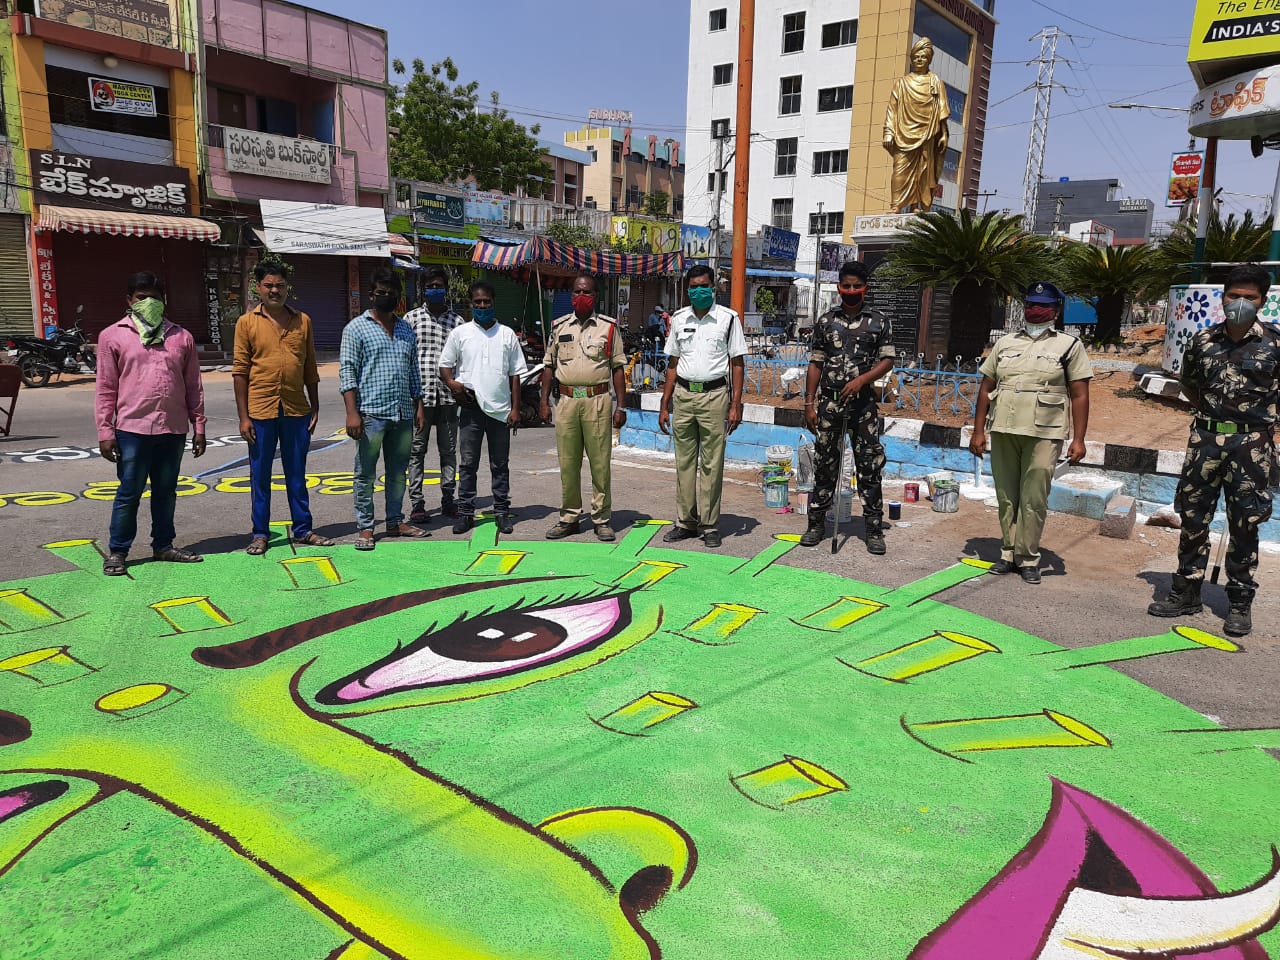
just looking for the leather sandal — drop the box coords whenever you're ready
[246,537,268,556]
[154,547,203,563]
[354,530,376,551]
[386,523,430,538]
[103,553,127,576]
[295,532,335,546]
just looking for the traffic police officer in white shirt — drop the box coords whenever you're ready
[658,264,748,548]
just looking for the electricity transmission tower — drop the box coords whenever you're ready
[1022,27,1068,233]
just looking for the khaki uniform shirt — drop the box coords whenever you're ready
[231,304,320,420]
[980,329,1092,441]
[543,313,625,386]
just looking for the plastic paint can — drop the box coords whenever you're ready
[888,501,902,520]
[903,482,920,503]
[763,478,790,509]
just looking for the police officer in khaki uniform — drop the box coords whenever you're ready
[658,264,747,549]
[540,273,628,541]
[970,281,1092,584]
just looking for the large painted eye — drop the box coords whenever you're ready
[316,595,630,705]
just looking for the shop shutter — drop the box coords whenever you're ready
[550,289,572,319]
[289,254,354,349]
[629,278,662,331]
[0,215,33,339]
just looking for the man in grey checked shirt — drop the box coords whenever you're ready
[404,266,461,522]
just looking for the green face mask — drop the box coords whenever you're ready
[130,297,166,345]
[688,287,716,311]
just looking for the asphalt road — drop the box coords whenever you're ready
[2,369,1276,730]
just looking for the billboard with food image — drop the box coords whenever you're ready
[1166,151,1204,207]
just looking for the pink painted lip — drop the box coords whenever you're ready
[910,779,1269,960]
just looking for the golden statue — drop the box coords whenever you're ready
[882,37,950,213]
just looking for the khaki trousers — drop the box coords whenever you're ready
[989,431,1062,568]
[556,392,614,524]
[672,383,729,532]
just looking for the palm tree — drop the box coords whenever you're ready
[1060,243,1161,342]
[886,210,1051,360]
[1152,210,1273,288]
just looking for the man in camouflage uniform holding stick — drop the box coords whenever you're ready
[1149,263,1280,637]
[801,260,896,553]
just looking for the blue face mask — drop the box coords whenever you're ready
[472,307,497,327]
[423,287,447,304]
[689,286,716,311]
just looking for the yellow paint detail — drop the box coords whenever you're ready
[854,631,999,681]
[280,556,343,588]
[732,756,849,808]
[596,691,697,733]
[464,550,528,576]
[0,647,63,671]
[1045,711,1112,747]
[41,539,96,549]
[150,597,234,633]
[0,589,63,629]
[685,602,764,639]
[1173,626,1240,652]
[960,557,993,569]
[614,560,685,589]
[96,683,172,712]
[911,710,1111,754]
[797,596,886,631]
[774,533,802,543]
[538,806,695,892]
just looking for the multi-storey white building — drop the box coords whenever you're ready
[684,0,996,280]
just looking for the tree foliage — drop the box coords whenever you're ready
[1152,210,1274,287]
[544,220,600,250]
[389,58,551,195]
[1058,243,1161,342]
[884,210,1051,360]
[643,192,672,217]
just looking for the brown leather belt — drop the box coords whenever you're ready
[559,382,610,399]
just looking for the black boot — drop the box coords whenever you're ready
[864,517,886,555]
[1147,575,1203,617]
[1224,586,1254,638]
[799,512,826,547]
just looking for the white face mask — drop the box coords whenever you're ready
[1024,321,1053,339]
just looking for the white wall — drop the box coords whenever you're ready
[685,0,861,276]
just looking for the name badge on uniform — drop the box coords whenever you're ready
[688,381,704,393]
[559,334,573,342]
[572,386,588,398]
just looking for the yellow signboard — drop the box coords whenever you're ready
[1188,1,1280,85]
[610,216,680,255]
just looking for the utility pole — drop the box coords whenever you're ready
[964,189,997,213]
[709,127,728,278]
[1050,192,1073,239]
[730,0,755,318]
[811,200,824,333]
[1022,26,1067,233]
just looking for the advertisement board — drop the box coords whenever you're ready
[761,224,801,262]
[611,216,680,254]
[31,150,190,215]
[88,77,156,117]
[413,192,466,229]
[259,200,391,257]
[818,241,859,282]
[1188,0,1280,85]
[223,128,333,185]
[36,0,176,48]
[1166,151,1205,208]
[680,223,713,260]
[1189,63,1280,140]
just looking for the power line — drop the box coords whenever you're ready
[1026,1,1186,47]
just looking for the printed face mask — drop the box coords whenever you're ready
[1224,298,1258,328]
[688,287,716,311]
[472,307,497,327]
[423,288,447,304]
[571,294,596,315]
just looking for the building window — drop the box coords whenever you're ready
[817,85,853,112]
[812,150,848,176]
[779,76,802,115]
[914,3,973,64]
[782,12,805,53]
[775,137,797,176]
[611,144,622,164]
[942,147,961,183]
[709,7,727,31]
[625,185,643,208]
[707,170,728,193]
[944,84,967,123]
[713,63,733,86]
[808,210,844,235]
[771,199,794,232]
[821,19,858,47]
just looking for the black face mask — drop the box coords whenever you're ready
[373,294,398,312]
[840,291,865,312]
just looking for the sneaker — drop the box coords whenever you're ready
[1019,566,1042,584]
[702,530,722,548]
[496,514,515,535]
[594,525,615,542]
[546,521,581,540]
[452,516,474,535]
[662,525,697,543]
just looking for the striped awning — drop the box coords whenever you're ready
[36,205,222,241]
[388,233,414,256]
[472,236,682,277]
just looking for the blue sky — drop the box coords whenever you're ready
[306,0,1275,230]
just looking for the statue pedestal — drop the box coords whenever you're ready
[851,213,932,360]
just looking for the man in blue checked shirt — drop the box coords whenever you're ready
[339,266,429,550]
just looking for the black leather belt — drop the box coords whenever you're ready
[1193,416,1262,436]
[677,376,727,393]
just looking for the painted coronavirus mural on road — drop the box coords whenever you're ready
[1,521,1278,959]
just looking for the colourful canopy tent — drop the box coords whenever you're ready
[472,237,682,279]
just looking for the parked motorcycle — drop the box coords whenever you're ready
[5,309,96,388]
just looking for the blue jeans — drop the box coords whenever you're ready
[249,410,314,539]
[108,430,186,556]
[456,406,511,517]
[353,416,414,531]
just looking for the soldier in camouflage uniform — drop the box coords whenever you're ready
[1149,263,1279,637]
[801,260,896,553]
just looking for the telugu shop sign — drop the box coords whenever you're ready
[222,127,333,185]
[35,0,176,48]
[31,150,190,215]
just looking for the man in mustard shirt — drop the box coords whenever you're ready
[232,261,334,555]
[539,273,628,541]
[969,281,1092,584]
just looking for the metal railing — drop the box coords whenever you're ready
[890,354,983,418]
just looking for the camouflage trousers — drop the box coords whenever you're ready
[810,398,885,521]
[1174,429,1275,595]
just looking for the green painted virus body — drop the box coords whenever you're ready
[0,522,1278,959]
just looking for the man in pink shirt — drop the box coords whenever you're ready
[94,271,207,575]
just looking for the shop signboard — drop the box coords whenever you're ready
[1188,0,1280,86]
[88,77,156,117]
[35,0,177,48]
[1165,151,1204,208]
[33,234,59,334]
[761,224,800,262]
[680,223,713,260]
[818,241,859,282]
[30,150,190,215]
[1188,63,1280,140]
[222,127,332,185]
[611,216,680,254]
[463,192,510,226]
[413,191,466,229]
[259,200,390,257]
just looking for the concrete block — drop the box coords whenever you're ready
[1156,448,1186,475]
[743,402,773,424]
[1048,472,1124,521]
[1138,473,1180,504]
[1139,372,1188,401]
[639,392,661,412]
[919,423,962,448]
[1099,494,1137,539]
[1081,440,1106,466]
[884,418,923,441]
[731,422,775,447]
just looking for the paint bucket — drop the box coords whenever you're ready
[888,501,902,521]
[766,444,794,473]
[926,472,954,499]
[763,477,790,509]
[931,480,960,514]
[903,482,920,503]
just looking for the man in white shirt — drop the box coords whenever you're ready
[439,280,528,536]
[657,264,747,548]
